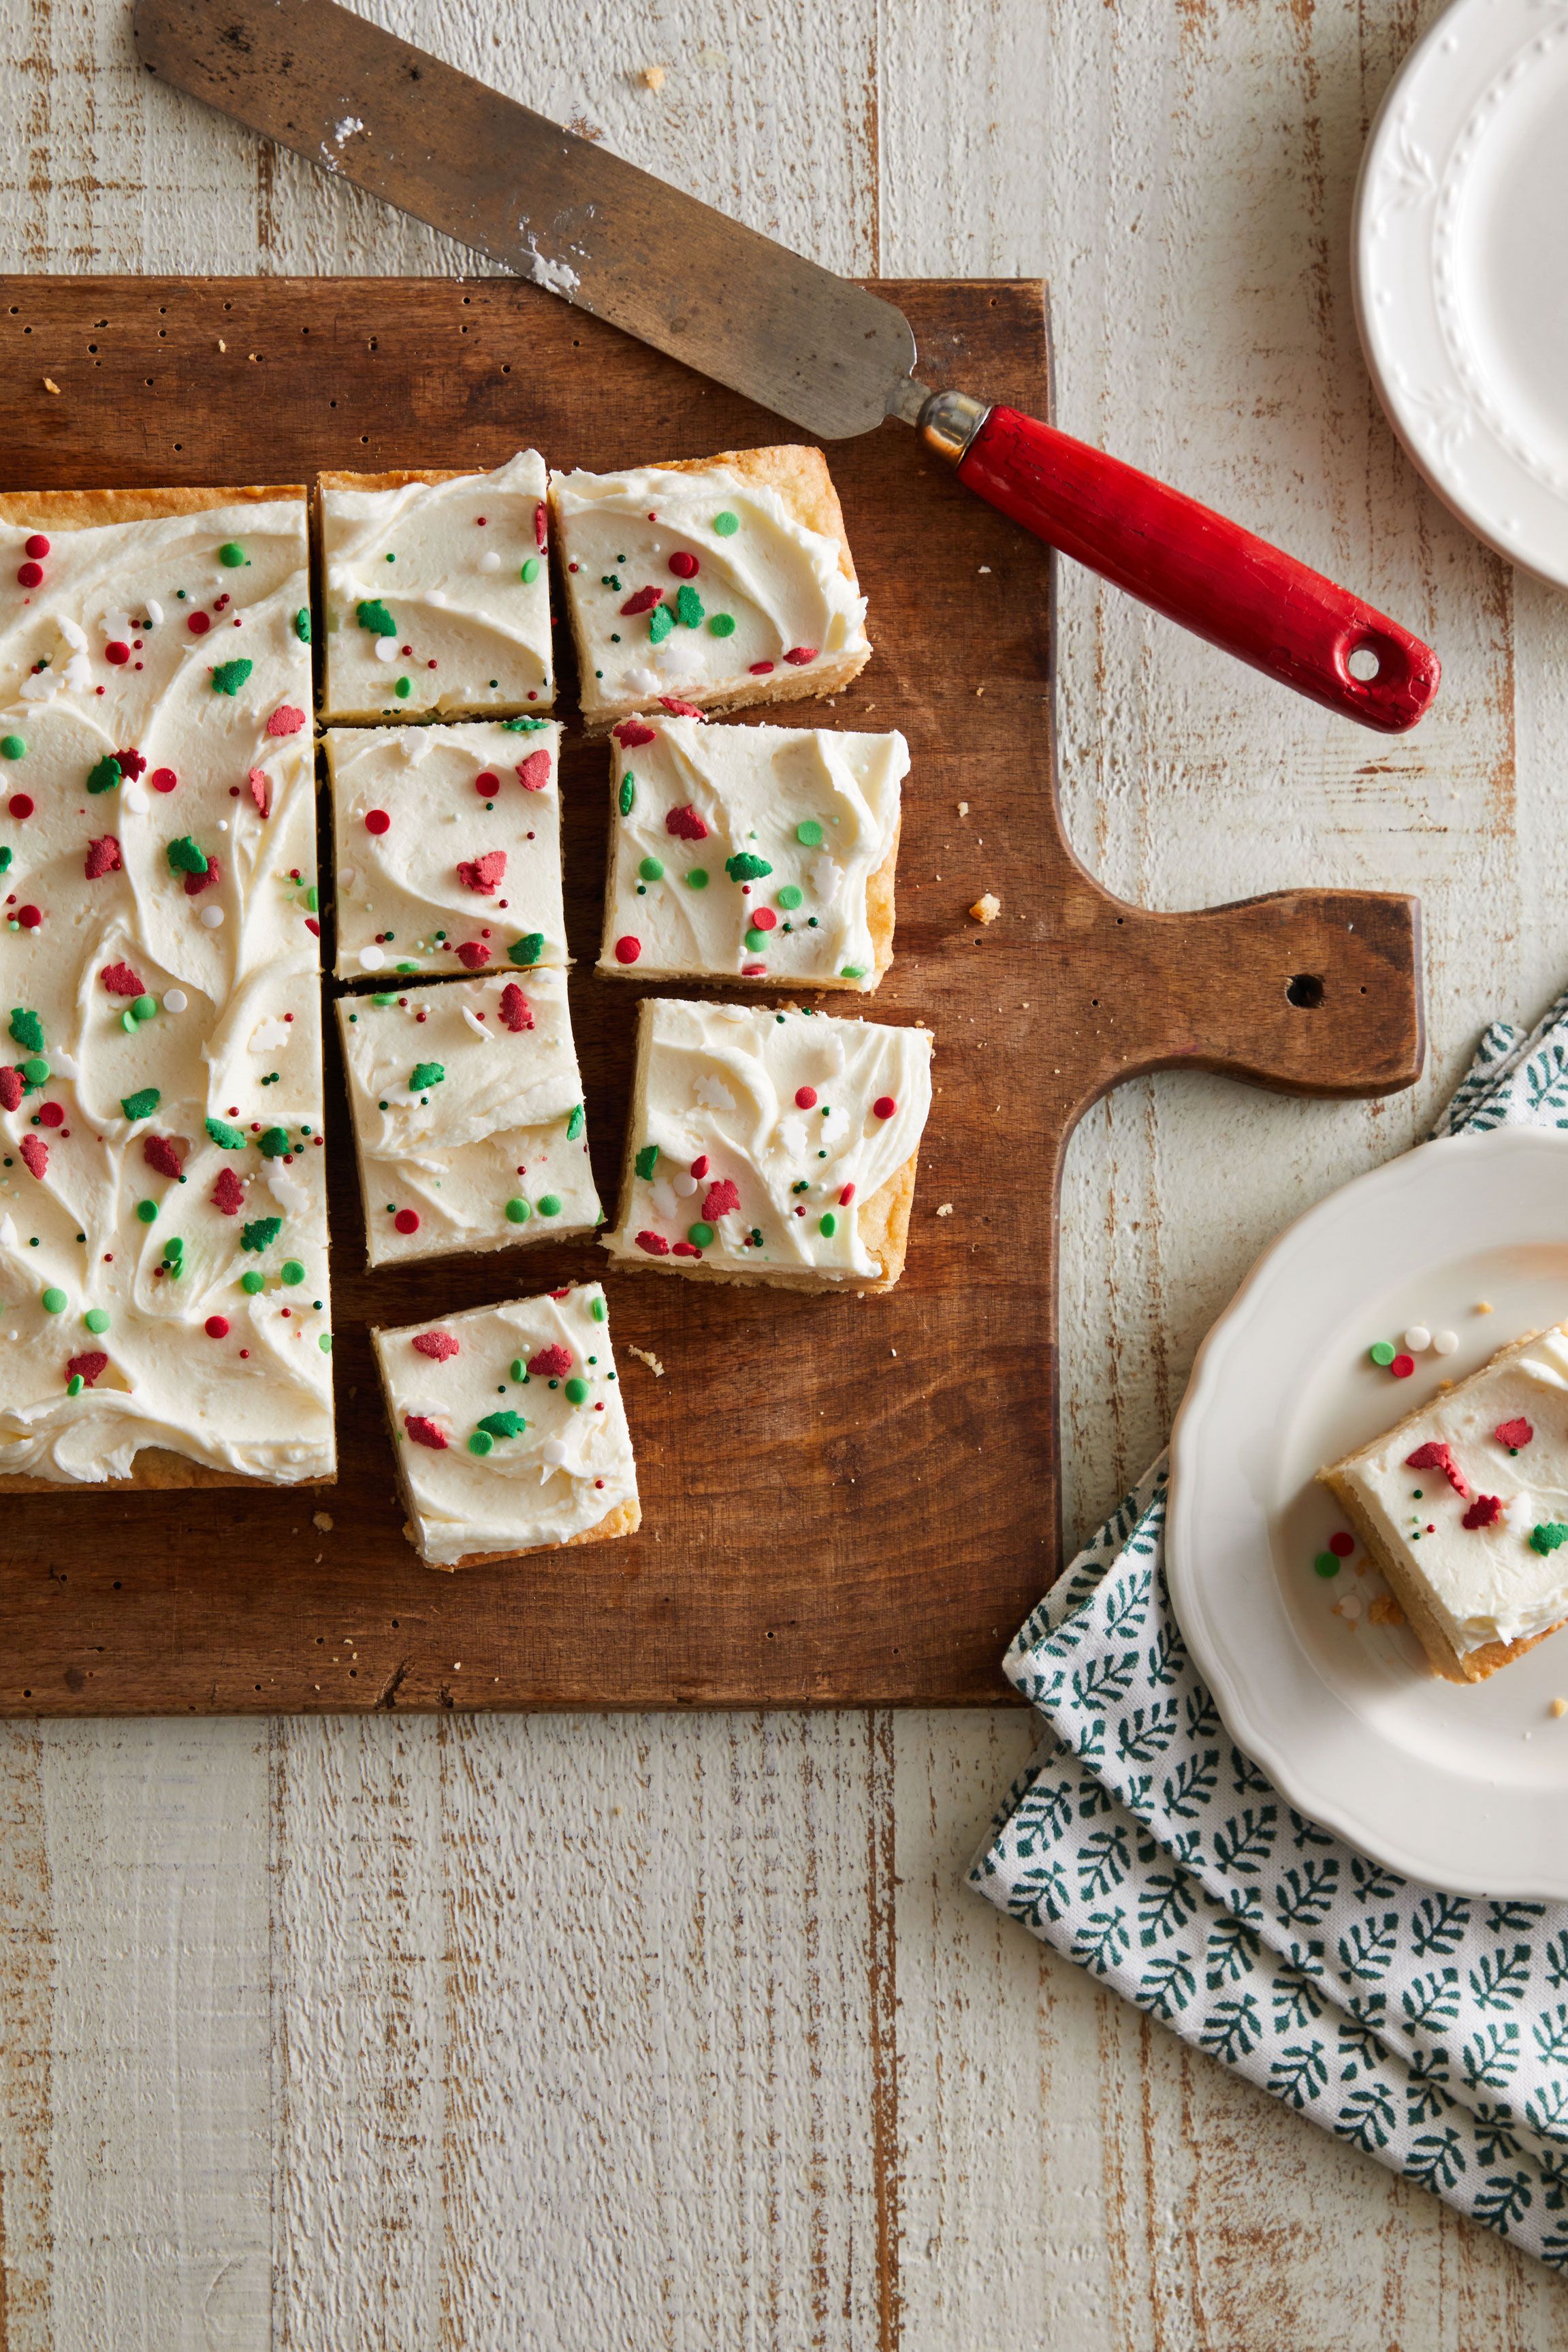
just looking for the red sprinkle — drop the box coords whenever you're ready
[839,1181,856,1206]
[404,1413,447,1450]
[101,960,145,996]
[1328,1531,1354,1557]
[204,1314,230,1339]
[0,1069,20,1112]
[613,720,657,747]
[534,500,547,552]
[394,1208,419,1235]
[873,1095,897,1119]
[455,941,491,970]
[67,1351,107,1387]
[7,794,32,820]
[475,771,500,797]
[668,551,699,579]
[748,661,775,675]
[1462,1495,1503,1529]
[498,983,533,1032]
[458,849,507,895]
[365,809,391,836]
[142,1135,182,1179]
[24,536,48,560]
[18,1134,46,1179]
[15,905,39,928]
[691,1156,709,1179]
[517,749,551,791]
[105,641,132,665]
[703,1178,739,1220]
[37,1101,63,1129]
[671,1241,703,1258]
[665,804,709,842]
[248,768,271,818]
[187,610,213,636]
[620,588,662,618]
[1496,1416,1534,1450]
[16,562,42,589]
[614,934,641,965]
[266,704,306,737]
[412,1331,460,1361]
[795,1085,818,1109]
[741,961,767,974]
[635,1230,670,1257]
[115,748,146,780]
[783,646,818,667]
[84,836,121,879]
[658,697,705,718]
[528,1345,573,1378]
[150,767,178,793]
[1405,1439,1467,1495]
[1390,1353,1415,1380]
[212,1167,244,1216]
[185,852,220,898]
[751,907,777,932]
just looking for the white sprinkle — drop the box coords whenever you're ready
[217,819,229,833]
[57,616,86,651]
[1403,1325,1430,1352]
[543,1437,569,1467]
[1433,1329,1459,1354]
[426,590,448,609]
[339,868,357,891]
[124,785,149,813]
[479,550,502,574]
[374,636,398,662]
[359,944,386,972]
[199,905,225,929]
[400,731,432,764]
[0,1215,16,1249]
[163,989,187,1013]
[145,599,163,626]
[673,1173,698,1197]
[461,1006,492,1040]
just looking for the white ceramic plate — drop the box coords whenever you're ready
[1167,1128,1568,1896]
[1354,0,1568,585]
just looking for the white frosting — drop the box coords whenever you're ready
[549,461,869,722]
[374,1283,637,1568]
[601,716,904,989]
[320,453,553,720]
[326,719,566,981]
[603,998,931,1285]
[0,495,332,1484]
[338,967,598,1268]
[1337,1326,1568,1653]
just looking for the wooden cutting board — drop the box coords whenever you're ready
[0,275,1422,1714]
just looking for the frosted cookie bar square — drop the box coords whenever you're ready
[0,485,334,1490]
[319,454,553,722]
[601,714,903,990]
[1319,1322,1568,1683]
[549,446,870,731]
[374,1282,639,1570]
[602,998,931,1294]
[338,968,599,1269]
[327,718,566,982]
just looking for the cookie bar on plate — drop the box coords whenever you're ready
[318,453,552,722]
[327,718,565,982]
[0,485,333,1488]
[602,998,932,1293]
[1319,1322,1568,1682]
[374,1282,639,1569]
[549,446,870,730]
[337,968,598,1269]
[601,714,905,990]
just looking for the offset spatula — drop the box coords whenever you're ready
[134,0,1439,733]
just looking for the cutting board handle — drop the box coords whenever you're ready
[1070,886,1424,1105]
[947,403,1440,735]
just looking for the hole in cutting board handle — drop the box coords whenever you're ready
[1346,643,1381,682]
[1286,972,1326,1009]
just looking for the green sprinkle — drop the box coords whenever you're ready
[675,583,704,628]
[294,608,311,643]
[319,1333,332,1352]
[685,867,709,889]
[1313,1551,1341,1579]
[509,1358,526,1382]
[394,676,411,699]
[281,1260,305,1286]
[503,716,548,732]
[505,1197,531,1224]
[839,965,866,981]
[259,1126,290,1158]
[635,1145,659,1180]
[537,1192,561,1217]
[410,1061,445,1092]
[305,886,319,913]
[0,849,10,874]
[619,772,636,817]
[135,1198,157,1224]
[745,928,768,953]
[166,835,209,877]
[163,1237,183,1260]
[591,1297,607,1322]
[639,856,665,882]
[713,511,739,537]
[479,1410,523,1440]
[649,603,675,645]
[0,735,26,761]
[796,820,824,847]
[372,993,396,1006]
[777,885,803,910]
[566,1103,586,1141]
[688,1220,715,1248]
[726,853,773,883]
[468,1431,494,1457]
[86,754,123,794]
[1532,1523,1568,1556]
[240,1216,282,1253]
[357,599,396,637]
[8,1007,42,1053]
[67,1374,83,1397]
[84,1307,110,1333]
[1369,1341,1396,1367]
[206,1117,246,1150]
[120,1086,159,1122]
[210,658,252,695]
[240,1269,265,1294]
[218,541,246,567]
[130,994,158,1023]
[41,1288,65,1314]
[510,934,544,967]
[708,614,736,638]
[521,556,541,584]
[818,1211,837,1238]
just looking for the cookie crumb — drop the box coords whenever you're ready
[42,378,60,395]
[970,893,1001,924]
[956,801,969,816]
[1476,1300,1494,1314]
[313,1510,334,1532]
[936,1202,954,1218]
[626,1344,665,1377]
[217,338,227,352]
[978,565,991,575]
[1368,1595,1406,1627]
[1552,1698,1567,1719]
[641,63,667,88]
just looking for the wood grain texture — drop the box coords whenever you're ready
[0,0,1564,2342]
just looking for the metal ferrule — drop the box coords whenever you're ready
[917,388,990,464]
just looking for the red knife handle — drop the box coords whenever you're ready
[951,403,1439,735]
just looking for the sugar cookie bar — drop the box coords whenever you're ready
[327,718,566,982]
[337,968,598,1268]
[0,484,334,1490]
[602,997,931,1293]
[319,453,553,721]
[601,714,903,990]
[374,1282,639,1569]
[549,446,870,731]
[1320,1322,1568,1684]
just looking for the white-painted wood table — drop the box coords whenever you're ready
[1,0,1565,2342]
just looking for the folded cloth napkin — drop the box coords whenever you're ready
[971,986,1568,2272]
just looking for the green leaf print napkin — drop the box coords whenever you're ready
[970,989,1568,2270]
